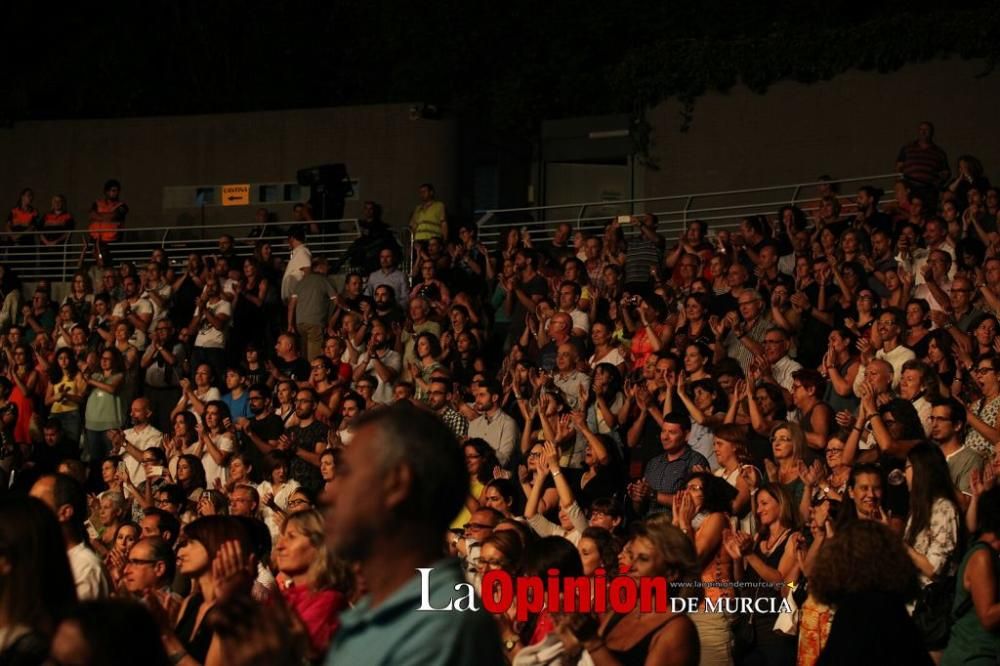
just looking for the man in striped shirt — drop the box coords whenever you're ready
[895,121,950,203]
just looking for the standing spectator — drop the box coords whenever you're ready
[624,213,665,287]
[339,200,401,275]
[115,398,165,487]
[288,257,336,363]
[39,194,75,247]
[141,319,186,432]
[189,276,231,384]
[87,179,128,245]
[281,388,328,494]
[282,225,312,303]
[365,248,410,307]
[324,404,501,665]
[408,182,447,244]
[895,121,951,205]
[83,348,125,472]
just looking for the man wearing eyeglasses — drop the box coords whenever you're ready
[122,536,181,618]
[141,320,185,432]
[929,398,982,508]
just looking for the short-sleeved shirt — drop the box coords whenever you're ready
[292,273,336,325]
[123,424,164,485]
[327,558,503,666]
[289,420,329,493]
[193,299,231,349]
[202,433,235,487]
[643,447,710,516]
[946,446,984,495]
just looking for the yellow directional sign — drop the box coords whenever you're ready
[221,184,250,206]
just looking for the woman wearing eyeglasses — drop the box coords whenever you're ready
[451,439,499,531]
[959,353,1000,460]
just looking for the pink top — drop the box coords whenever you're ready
[281,584,347,654]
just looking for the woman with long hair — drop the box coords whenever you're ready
[822,327,861,414]
[481,478,520,519]
[626,295,671,372]
[45,347,87,445]
[558,522,702,665]
[925,329,957,389]
[175,453,207,515]
[163,516,255,664]
[83,346,124,469]
[406,332,444,400]
[679,342,712,383]
[570,410,626,511]
[712,423,755,533]
[274,509,353,658]
[165,411,199,477]
[904,443,963,657]
[673,293,715,352]
[0,495,76,663]
[724,483,800,665]
[585,362,624,442]
[905,298,933,359]
[674,472,737,605]
[452,439,500,531]
[196,401,235,488]
[767,421,807,508]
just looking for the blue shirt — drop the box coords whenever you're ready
[326,558,503,666]
[222,391,251,420]
[643,447,709,516]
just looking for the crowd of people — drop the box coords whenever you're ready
[0,123,1000,665]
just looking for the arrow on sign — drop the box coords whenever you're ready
[227,196,242,202]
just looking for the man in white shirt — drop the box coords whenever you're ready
[467,380,519,466]
[111,274,153,348]
[30,474,110,600]
[555,281,590,337]
[759,327,802,404]
[854,308,915,392]
[114,398,164,486]
[281,226,312,302]
[352,320,401,405]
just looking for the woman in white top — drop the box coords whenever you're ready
[195,400,234,488]
[258,453,301,542]
[171,363,221,420]
[587,321,626,373]
[712,423,755,536]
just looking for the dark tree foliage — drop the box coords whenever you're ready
[2,0,997,141]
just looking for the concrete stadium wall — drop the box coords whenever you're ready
[642,58,1000,204]
[0,103,459,238]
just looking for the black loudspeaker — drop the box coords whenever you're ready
[296,164,353,220]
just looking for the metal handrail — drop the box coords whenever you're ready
[0,218,366,282]
[476,172,901,246]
